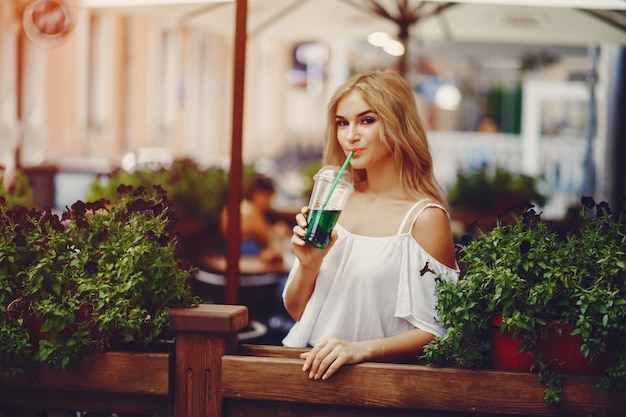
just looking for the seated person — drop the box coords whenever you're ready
[220,174,290,263]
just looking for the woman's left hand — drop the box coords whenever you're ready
[300,336,370,380]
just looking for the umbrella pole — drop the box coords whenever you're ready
[226,0,247,305]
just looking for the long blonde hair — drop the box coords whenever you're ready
[323,69,447,206]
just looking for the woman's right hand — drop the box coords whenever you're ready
[291,206,337,269]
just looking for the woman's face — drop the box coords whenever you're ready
[335,90,391,170]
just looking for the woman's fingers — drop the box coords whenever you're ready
[291,224,306,244]
[296,211,308,229]
[291,207,309,245]
[301,337,349,380]
[318,352,345,380]
[302,339,324,372]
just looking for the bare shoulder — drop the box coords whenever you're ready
[415,204,449,224]
[411,206,457,269]
[411,206,451,240]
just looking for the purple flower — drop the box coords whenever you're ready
[116,184,133,195]
[133,186,147,196]
[158,234,170,246]
[520,240,531,254]
[86,199,108,212]
[177,259,192,270]
[85,260,98,275]
[581,196,595,209]
[94,230,109,243]
[71,201,87,216]
[13,234,26,247]
[61,209,72,222]
[596,201,611,217]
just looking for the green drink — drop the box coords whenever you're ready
[304,164,354,249]
[305,209,341,249]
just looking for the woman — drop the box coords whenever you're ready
[282,69,459,380]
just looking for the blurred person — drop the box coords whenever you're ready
[220,174,294,344]
[477,115,499,133]
[282,69,460,379]
[221,174,290,263]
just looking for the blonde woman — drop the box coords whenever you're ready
[283,69,459,380]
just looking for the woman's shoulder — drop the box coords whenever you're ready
[399,196,447,221]
[412,204,450,226]
[405,196,451,231]
[409,206,457,269]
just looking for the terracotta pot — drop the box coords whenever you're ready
[489,316,535,371]
[489,316,611,374]
[537,322,612,374]
[7,297,49,344]
[24,306,91,344]
[24,314,50,344]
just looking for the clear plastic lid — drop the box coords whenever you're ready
[313,165,354,191]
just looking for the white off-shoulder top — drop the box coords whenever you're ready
[282,199,460,347]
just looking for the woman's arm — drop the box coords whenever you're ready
[301,328,434,380]
[283,207,337,321]
[283,262,319,321]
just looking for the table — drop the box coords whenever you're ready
[192,255,294,343]
[195,255,291,287]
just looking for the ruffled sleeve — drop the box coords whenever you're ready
[394,238,459,338]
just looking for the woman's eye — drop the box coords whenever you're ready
[362,117,376,125]
[336,120,348,127]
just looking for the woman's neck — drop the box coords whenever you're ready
[359,164,403,199]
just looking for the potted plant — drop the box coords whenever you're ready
[1,184,199,375]
[87,158,237,263]
[447,166,547,232]
[423,197,626,403]
[0,168,33,209]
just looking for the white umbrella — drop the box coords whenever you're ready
[82,1,625,79]
[81,0,626,45]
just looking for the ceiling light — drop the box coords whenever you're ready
[367,32,391,47]
[382,40,405,57]
[434,83,461,110]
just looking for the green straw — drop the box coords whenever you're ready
[321,151,354,210]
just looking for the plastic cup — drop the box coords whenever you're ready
[304,165,354,249]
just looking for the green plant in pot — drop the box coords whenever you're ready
[0,168,33,209]
[448,166,547,212]
[423,197,626,403]
[447,166,547,233]
[87,158,234,262]
[1,184,199,374]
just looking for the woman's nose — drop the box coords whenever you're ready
[346,125,359,142]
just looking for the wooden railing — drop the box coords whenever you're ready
[1,304,625,417]
[223,345,626,417]
[0,304,247,417]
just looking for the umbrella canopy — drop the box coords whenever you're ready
[82,0,626,45]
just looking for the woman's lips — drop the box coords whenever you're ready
[350,148,364,156]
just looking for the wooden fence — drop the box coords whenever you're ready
[1,304,624,417]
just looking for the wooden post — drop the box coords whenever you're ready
[171,304,248,417]
[225,0,248,306]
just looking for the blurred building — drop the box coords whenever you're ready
[1,0,624,217]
